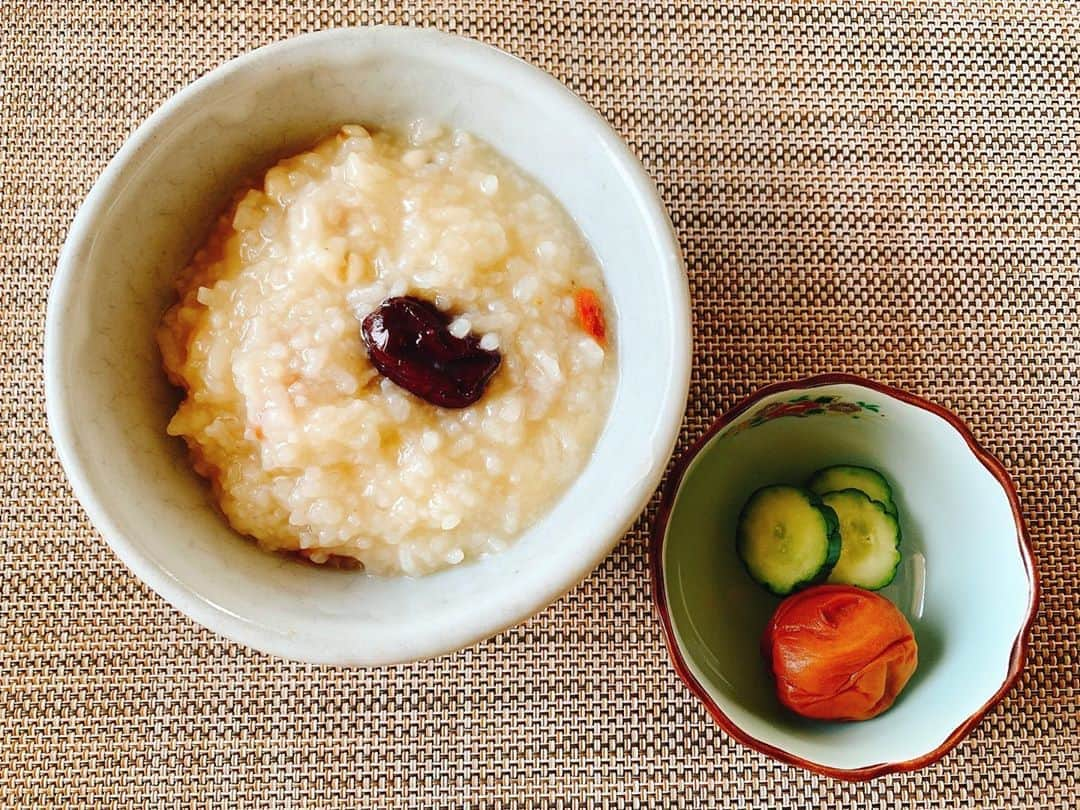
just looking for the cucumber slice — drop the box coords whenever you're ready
[736,485,841,596]
[821,489,902,590]
[808,464,898,516]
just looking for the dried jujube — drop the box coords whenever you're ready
[361,296,501,408]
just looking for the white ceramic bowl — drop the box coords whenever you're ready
[46,27,690,665]
[651,375,1037,779]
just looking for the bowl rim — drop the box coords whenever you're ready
[648,372,1039,781]
[45,26,692,665]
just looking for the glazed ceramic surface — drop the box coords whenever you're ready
[46,27,690,665]
[653,376,1036,778]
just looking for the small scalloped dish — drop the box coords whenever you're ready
[650,375,1037,780]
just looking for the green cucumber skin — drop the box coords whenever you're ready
[858,564,901,590]
[814,501,843,587]
[819,502,843,571]
[735,486,842,597]
[807,465,898,517]
[821,488,902,590]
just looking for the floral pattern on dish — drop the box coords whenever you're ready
[726,395,884,437]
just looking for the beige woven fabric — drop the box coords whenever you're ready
[3,1,1078,806]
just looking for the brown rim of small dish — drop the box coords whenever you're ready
[648,373,1039,782]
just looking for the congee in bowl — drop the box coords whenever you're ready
[47,26,689,663]
[157,120,616,576]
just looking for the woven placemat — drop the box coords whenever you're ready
[3,1,1077,806]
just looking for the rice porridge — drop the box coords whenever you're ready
[158,121,616,576]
